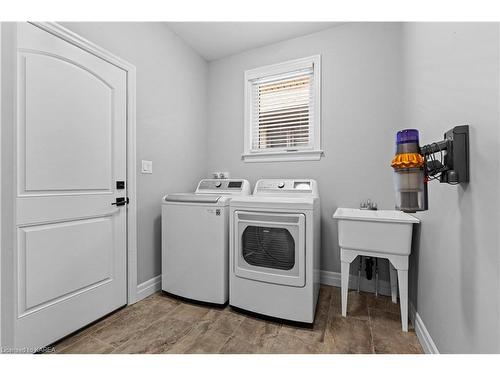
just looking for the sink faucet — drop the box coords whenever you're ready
[360,199,378,210]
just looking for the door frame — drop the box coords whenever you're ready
[1,22,3,348]
[0,22,138,348]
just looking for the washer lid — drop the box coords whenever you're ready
[164,193,221,204]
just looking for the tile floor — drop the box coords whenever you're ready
[51,285,423,354]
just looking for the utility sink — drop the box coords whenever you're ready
[332,207,419,332]
[333,208,419,256]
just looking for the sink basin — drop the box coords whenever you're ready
[333,208,419,255]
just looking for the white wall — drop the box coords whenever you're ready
[403,23,500,353]
[206,23,404,280]
[61,23,208,285]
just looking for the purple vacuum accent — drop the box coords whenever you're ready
[396,129,419,145]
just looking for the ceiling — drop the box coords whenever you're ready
[166,22,342,61]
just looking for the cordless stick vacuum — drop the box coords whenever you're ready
[391,126,469,213]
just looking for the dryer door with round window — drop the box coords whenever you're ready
[233,210,305,287]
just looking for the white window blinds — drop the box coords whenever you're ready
[243,55,321,162]
[250,67,314,151]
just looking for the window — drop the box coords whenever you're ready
[243,55,322,162]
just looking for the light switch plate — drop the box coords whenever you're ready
[141,160,153,174]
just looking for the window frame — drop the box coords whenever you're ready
[243,55,322,163]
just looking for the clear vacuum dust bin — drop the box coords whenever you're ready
[391,129,428,212]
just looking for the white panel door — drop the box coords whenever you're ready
[14,23,127,349]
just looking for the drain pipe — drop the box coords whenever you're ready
[365,257,374,280]
[357,256,363,292]
[358,256,380,296]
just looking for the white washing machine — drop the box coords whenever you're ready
[229,179,321,323]
[162,179,251,305]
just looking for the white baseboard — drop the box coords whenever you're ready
[135,275,162,302]
[320,270,392,296]
[409,303,439,354]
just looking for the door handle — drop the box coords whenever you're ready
[111,197,129,206]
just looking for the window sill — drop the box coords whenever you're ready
[242,150,324,163]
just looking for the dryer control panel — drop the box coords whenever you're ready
[254,179,318,197]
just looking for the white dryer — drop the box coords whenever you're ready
[229,179,321,323]
[162,179,251,305]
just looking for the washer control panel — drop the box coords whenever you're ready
[196,179,251,195]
